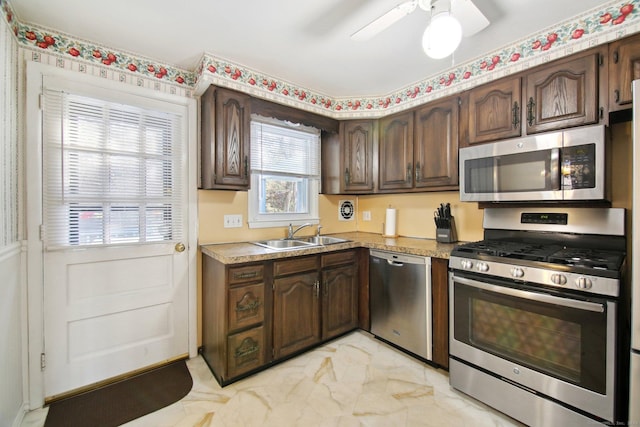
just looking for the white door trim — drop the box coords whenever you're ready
[24,61,198,408]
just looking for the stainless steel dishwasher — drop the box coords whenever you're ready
[369,250,432,360]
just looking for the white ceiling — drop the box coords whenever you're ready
[11,0,612,97]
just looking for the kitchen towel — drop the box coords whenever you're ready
[384,208,397,237]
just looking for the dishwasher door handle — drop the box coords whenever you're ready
[386,259,404,267]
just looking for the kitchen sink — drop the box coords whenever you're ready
[252,236,349,250]
[298,236,349,245]
[252,239,317,250]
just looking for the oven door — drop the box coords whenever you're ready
[449,272,616,422]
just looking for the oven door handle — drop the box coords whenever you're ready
[453,276,605,313]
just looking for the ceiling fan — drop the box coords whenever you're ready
[351,0,489,59]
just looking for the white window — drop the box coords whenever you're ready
[248,116,320,228]
[42,88,184,249]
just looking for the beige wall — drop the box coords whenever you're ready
[198,192,358,244]
[356,191,483,242]
[198,190,484,244]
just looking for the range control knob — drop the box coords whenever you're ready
[476,262,489,272]
[510,267,525,278]
[550,274,567,286]
[576,277,593,290]
[461,259,474,270]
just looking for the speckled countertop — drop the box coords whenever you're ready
[200,232,460,265]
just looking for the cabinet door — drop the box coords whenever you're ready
[378,111,414,190]
[431,258,449,369]
[322,263,358,339]
[273,271,320,359]
[465,77,521,145]
[341,120,376,193]
[414,97,459,189]
[215,88,251,188]
[524,53,599,134]
[609,34,640,111]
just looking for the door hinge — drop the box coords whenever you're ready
[38,93,43,110]
[40,353,46,370]
[39,224,45,241]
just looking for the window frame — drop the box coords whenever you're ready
[248,116,320,229]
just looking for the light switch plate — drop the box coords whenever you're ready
[223,214,243,228]
[363,211,371,221]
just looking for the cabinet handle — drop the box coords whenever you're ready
[415,161,421,182]
[512,101,520,128]
[234,337,260,359]
[526,97,536,127]
[233,271,258,280]
[344,167,351,186]
[244,155,249,178]
[314,280,320,298]
[615,89,620,104]
[407,163,412,182]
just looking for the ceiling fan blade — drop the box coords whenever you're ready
[351,0,418,41]
[452,0,489,37]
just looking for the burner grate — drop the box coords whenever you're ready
[547,248,625,271]
[452,240,625,272]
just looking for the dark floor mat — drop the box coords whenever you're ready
[44,359,193,427]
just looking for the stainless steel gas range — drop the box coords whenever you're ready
[448,207,627,426]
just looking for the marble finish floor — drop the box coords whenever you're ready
[22,331,523,426]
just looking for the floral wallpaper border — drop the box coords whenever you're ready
[2,0,640,118]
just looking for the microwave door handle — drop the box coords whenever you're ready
[550,147,561,190]
[453,275,605,313]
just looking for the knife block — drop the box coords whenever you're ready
[436,216,457,243]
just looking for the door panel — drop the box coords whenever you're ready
[44,244,188,398]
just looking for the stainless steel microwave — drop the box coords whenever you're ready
[459,125,609,202]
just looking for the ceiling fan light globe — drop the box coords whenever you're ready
[422,12,462,59]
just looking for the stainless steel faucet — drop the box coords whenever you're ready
[316,225,322,236]
[287,222,312,239]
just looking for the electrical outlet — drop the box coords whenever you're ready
[223,214,243,228]
[363,211,371,221]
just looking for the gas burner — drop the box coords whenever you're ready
[548,248,625,271]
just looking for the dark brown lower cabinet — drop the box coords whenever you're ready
[273,269,321,359]
[431,257,449,369]
[322,252,359,338]
[273,251,359,359]
[201,256,269,385]
[202,249,360,385]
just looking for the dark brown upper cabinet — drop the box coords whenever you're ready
[413,96,459,189]
[609,33,640,112]
[378,111,414,191]
[524,48,604,134]
[340,120,377,193]
[462,77,522,147]
[201,86,251,190]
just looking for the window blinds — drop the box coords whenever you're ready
[42,89,183,249]
[250,119,321,178]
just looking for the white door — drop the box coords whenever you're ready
[38,74,191,399]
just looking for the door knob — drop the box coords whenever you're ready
[175,242,186,253]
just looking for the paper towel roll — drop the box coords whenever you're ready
[384,208,397,237]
